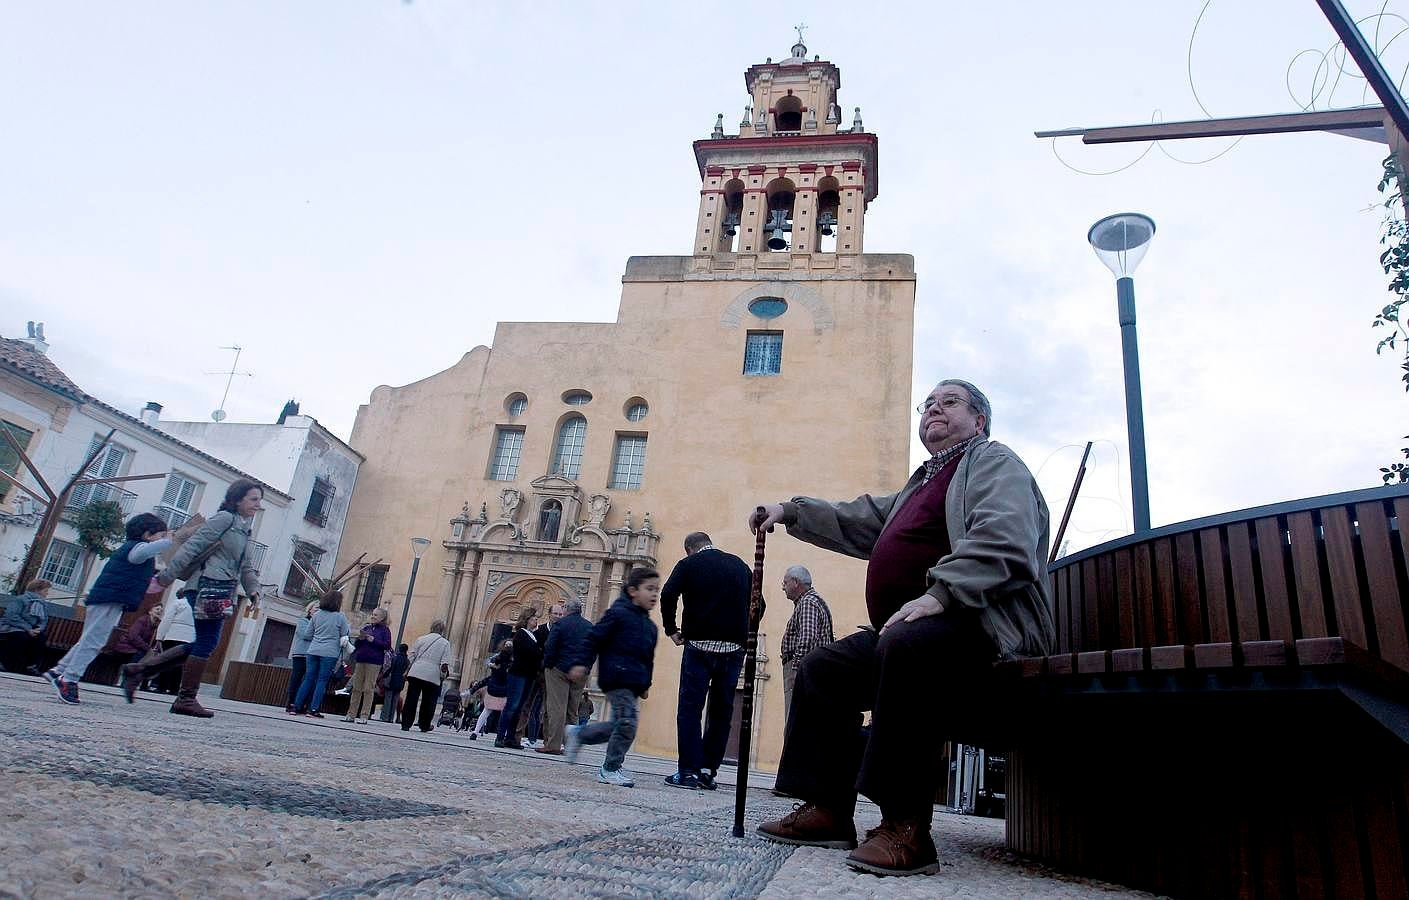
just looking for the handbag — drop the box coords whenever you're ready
[190,578,239,620]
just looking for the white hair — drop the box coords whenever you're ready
[563,598,583,614]
[784,565,812,585]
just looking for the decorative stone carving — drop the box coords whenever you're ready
[641,511,654,533]
[586,494,610,526]
[500,488,522,521]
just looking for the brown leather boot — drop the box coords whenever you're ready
[845,818,940,876]
[757,802,857,849]
[121,645,189,703]
[169,655,214,718]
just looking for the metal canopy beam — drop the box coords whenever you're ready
[1036,106,1389,145]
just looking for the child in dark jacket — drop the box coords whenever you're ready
[566,566,660,787]
[45,513,169,705]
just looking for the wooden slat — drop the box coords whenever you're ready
[1151,537,1179,645]
[1254,516,1295,643]
[1111,647,1146,672]
[1355,501,1409,671]
[1113,547,1137,648]
[1174,532,1204,644]
[1363,775,1408,900]
[1054,565,1070,655]
[1081,558,1100,651]
[1321,507,1368,647]
[1076,650,1111,674]
[1064,563,1082,654]
[1286,510,1328,638]
[1325,798,1367,899]
[1226,522,1261,643]
[1150,644,1193,670]
[1096,552,1118,650]
[1241,640,1290,667]
[1133,543,1157,647]
[1046,653,1076,676]
[1193,642,1235,668]
[1199,528,1232,643]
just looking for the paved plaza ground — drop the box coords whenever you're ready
[0,672,1155,898]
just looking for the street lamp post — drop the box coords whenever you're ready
[1088,212,1157,533]
[395,537,432,646]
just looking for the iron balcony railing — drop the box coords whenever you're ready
[61,485,139,523]
[247,541,269,576]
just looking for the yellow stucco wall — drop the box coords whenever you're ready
[337,251,914,769]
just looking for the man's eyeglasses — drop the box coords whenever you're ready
[916,395,975,415]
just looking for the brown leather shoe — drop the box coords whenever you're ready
[845,819,940,876]
[534,747,565,755]
[757,803,857,849]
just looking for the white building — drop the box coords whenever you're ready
[0,326,292,679]
[154,406,363,668]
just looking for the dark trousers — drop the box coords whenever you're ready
[401,676,441,731]
[774,610,995,824]
[0,631,41,673]
[497,674,530,744]
[676,645,745,775]
[286,656,308,708]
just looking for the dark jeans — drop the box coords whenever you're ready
[774,610,996,825]
[0,631,42,673]
[401,676,441,731]
[295,654,339,713]
[189,616,225,659]
[497,673,530,744]
[287,656,308,707]
[676,645,745,775]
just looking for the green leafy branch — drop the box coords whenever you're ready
[1376,155,1409,485]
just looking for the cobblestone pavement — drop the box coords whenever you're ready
[0,673,1158,898]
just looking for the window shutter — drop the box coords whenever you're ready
[176,478,196,510]
[161,475,181,506]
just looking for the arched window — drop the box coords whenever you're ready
[764,178,796,252]
[720,179,744,253]
[551,414,587,478]
[775,94,803,133]
[816,176,841,253]
[538,500,563,542]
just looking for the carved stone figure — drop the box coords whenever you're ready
[500,488,522,521]
[586,493,611,526]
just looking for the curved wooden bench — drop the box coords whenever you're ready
[981,483,1409,898]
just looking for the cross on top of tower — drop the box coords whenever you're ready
[790,23,807,59]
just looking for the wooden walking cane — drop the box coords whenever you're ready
[732,507,770,838]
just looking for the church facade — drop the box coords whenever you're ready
[335,37,915,769]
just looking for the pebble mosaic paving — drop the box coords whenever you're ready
[0,673,1157,898]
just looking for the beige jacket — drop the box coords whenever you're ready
[782,439,1055,659]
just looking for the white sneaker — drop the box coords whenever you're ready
[354,718,366,725]
[341,715,355,723]
[564,725,583,764]
[598,766,634,787]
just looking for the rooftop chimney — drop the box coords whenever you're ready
[140,402,163,426]
[21,321,49,355]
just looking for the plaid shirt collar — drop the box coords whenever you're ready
[922,435,981,484]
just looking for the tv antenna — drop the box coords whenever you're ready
[206,344,253,422]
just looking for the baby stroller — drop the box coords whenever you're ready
[437,686,462,727]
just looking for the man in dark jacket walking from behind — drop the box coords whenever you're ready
[539,598,591,755]
[660,531,752,790]
[378,643,410,723]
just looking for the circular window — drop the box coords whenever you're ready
[562,390,593,406]
[748,297,788,319]
[624,399,649,421]
[505,394,528,417]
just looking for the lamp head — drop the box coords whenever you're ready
[1088,212,1156,278]
[410,537,431,559]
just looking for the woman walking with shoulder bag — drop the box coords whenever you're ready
[141,480,263,718]
[402,620,451,733]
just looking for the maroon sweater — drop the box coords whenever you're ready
[863,454,964,628]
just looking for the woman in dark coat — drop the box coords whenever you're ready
[495,607,541,749]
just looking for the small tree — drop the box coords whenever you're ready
[72,500,126,593]
[1375,155,1409,484]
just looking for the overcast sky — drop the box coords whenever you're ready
[3,1,1406,553]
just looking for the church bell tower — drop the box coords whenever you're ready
[692,30,877,256]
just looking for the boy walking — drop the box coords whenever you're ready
[566,567,660,787]
[44,513,169,704]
